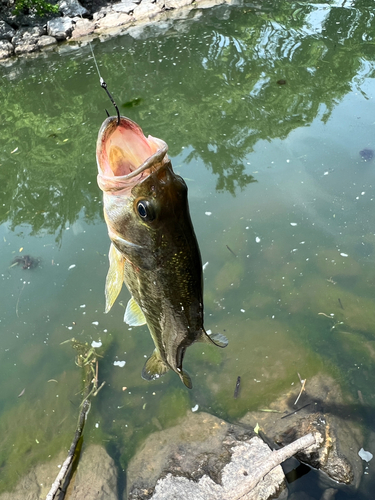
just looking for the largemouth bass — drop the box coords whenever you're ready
[96,116,228,388]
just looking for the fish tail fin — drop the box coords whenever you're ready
[142,350,169,381]
[199,329,228,348]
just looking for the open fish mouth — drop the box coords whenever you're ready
[96,116,169,193]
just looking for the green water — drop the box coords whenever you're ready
[1,1,375,497]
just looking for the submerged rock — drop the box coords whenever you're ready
[241,374,364,490]
[0,444,117,500]
[126,411,287,500]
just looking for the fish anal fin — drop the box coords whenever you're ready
[199,330,228,348]
[124,297,147,326]
[105,243,125,313]
[142,351,169,381]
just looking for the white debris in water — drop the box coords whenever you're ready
[255,237,261,243]
[240,309,245,313]
[205,212,212,216]
[191,404,199,412]
[68,264,76,270]
[95,422,100,428]
[340,253,348,257]
[113,360,126,367]
[206,329,212,335]
[290,222,297,226]
[92,321,99,326]
[358,448,373,462]
[203,261,209,271]
[80,304,86,308]
[91,341,102,348]
[324,171,329,176]
[67,326,73,330]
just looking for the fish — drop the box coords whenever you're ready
[96,116,228,388]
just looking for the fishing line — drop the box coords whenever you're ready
[78,9,121,125]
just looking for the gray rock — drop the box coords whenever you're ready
[37,35,58,48]
[241,374,364,489]
[126,411,287,500]
[0,444,117,500]
[71,18,96,39]
[112,0,139,13]
[69,444,118,499]
[95,12,132,30]
[164,0,193,9]
[0,20,16,41]
[58,0,89,18]
[0,39,14,59]
[133,0,164,20]
[12,26,46,55]
[47,17,73,40]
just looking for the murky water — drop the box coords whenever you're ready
[1,0,375,497]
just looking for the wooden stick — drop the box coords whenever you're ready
[228,433,316,500]
[45,399,90,500]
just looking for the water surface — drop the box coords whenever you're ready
[1,1,375,497]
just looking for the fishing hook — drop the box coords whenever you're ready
[100,78,120,126]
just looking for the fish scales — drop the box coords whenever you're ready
[96,116,228,388]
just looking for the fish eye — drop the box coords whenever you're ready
[136,199,156,222]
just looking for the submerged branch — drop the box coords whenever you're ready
[45,399,90,500]
[45,339,104,500]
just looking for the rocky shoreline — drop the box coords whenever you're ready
[0,0,229,61]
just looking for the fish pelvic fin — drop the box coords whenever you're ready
[142,350,169,381]
[124,297,146,326]
[200,330,228,348]
[105,243,125,313]
[180,370,193,389]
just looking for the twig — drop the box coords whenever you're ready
[45,399,90,500]
[281,403,311,419]
[229,433,316,500]
[294,373,306,405]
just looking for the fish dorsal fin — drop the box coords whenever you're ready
[199,330,228,348]
[142,350,169,380]
[105,243,125,313]
[124,297,147,326]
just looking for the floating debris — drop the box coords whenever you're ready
[226,245,237,257]
[68,264,76,270]
[358,448,373,462]
[11,255,39,270]
[359,149,374,161]
[191,404,199,412]
[91,341,102,348]
[17,388,25,398]
[122,97,143,109]
[234,376,241,399]
[113,360,126,367]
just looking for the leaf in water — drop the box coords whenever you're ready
[122,97,143,109]
[11,147,18,154]
[254,423,260,434]
[17,388,25,398]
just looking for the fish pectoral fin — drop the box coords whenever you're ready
[142,351,169,381]
[200,330,228,348]
[105,243,125,313]
[124,297,147,326]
